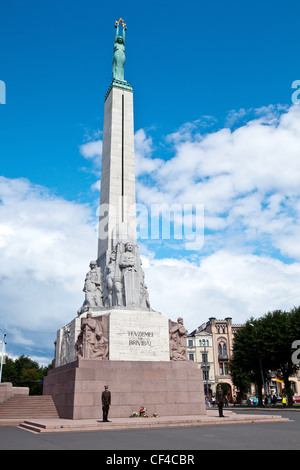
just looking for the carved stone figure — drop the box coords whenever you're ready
[78,261,103,314]
[119,242,140,307]
[105,251,117,307]
[169,317,188,361]
[103,250,123,307]
[60,326,71,365]
[101,234,151,309]
[119,242,136,273]
[140,264,150,308]
[76,313,108,360]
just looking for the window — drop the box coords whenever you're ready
[189,353,194,361]
[203,369,209,381]
[219,362,228,376]
[218,341,227,358]
[188,339,193,347]
[202,353,208,363]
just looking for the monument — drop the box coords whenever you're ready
[43,19,206,419]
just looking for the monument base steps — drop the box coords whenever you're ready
[43,358,206,420]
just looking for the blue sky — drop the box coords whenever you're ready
[1,0,300,365]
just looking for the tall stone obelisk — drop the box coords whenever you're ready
[95,19,147,311]
[97,73,136,258]
[44,20,206,420]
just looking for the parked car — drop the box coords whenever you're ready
[292,395,300,403]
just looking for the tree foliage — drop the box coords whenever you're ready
[1,355,52,395]
[229,306,300,405]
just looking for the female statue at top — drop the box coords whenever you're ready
[113,19,127,82]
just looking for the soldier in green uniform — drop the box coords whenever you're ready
[102,385,111,422]
[216,385,225,417]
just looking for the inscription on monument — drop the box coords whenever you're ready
[128,330,154,347]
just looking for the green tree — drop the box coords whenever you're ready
[1,354,52,395]
[20,368,43,395]
[1,357,18,384]
[259,308,300,405]
[230,308,300,406]
[229,319,267,405]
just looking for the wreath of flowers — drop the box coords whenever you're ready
[129,407,159,418]
[139,406,147,417]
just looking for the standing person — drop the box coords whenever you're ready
[264,395,269,407]
[102,385,111,422]
[282,395,287,407]
[216,385,225,417]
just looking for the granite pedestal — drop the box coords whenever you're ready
[43,358,206,420]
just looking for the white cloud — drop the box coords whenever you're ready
[80,140,102,161]
[79,140,102,179]
[144,251,300,332]
[136,105,300,260]
[2,104,300,364]
[134,129,163,176]
[0,176,98,359]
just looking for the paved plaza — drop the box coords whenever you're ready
[0,409,299,451]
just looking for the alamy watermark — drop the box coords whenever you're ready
[291,80,300,104]
[98,199,204,250]
[291,340,300,365]
[0,80,6,104]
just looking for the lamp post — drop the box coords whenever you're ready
[202,339,209,399]
[249,323,267,398]
[0,333,7,383]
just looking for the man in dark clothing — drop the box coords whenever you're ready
[102,385,111,422]
[216,385,225,417]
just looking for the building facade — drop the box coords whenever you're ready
[187,329,215,399]
[188,317,300,402]
[188,317,244,401]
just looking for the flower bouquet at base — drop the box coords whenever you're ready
[129,412,138,418]
[139,406,148,417]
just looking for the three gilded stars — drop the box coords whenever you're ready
[115,18,127,28]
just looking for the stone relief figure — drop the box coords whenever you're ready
[75,332,83,359]
[143,283,150,309]
[119,242,136,273]
[140,263,150,309]
[102,236,151,309]
[75,313,108,360]
[169,317,188,361]
[119,242,140,307]
[60,326,71,365]
[78,261,103,314]
[104,251,116,307]
[113,19,127,82]
[104,251,123,307]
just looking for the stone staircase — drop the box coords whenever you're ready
[0,395,59,424]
